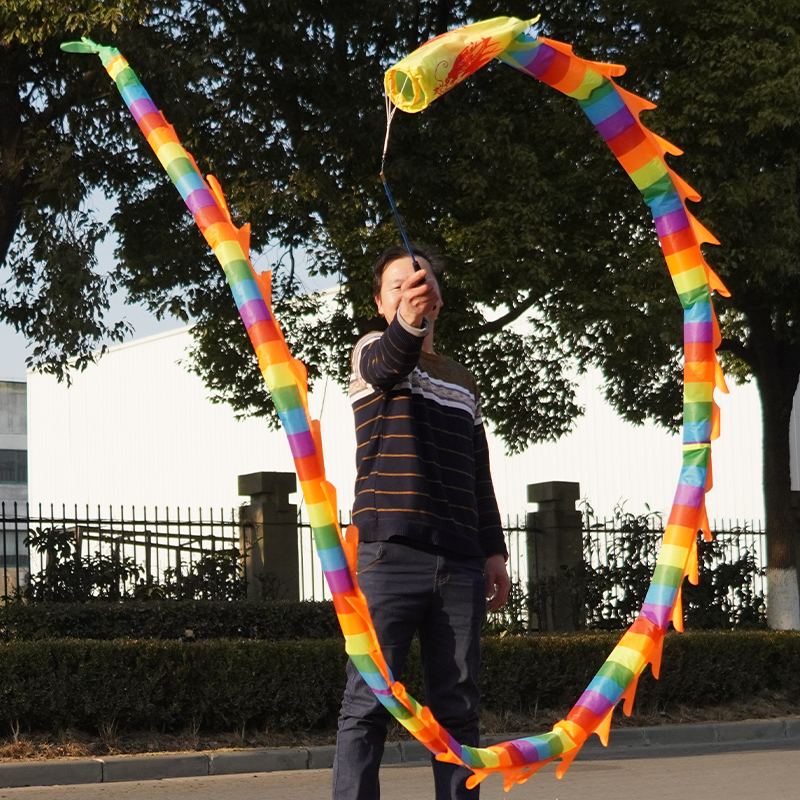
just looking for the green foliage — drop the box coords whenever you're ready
[5,0,800,453]
[23,527,143,602]
[482,631,800,717]
[0,0,681,450]
[159,548,247,602]
[483,579,529,636]
[0,638,347,736]
[480,632,616,715]
[536,0,800,575]
[585,506,665,629]
[0,600,340,642]
[0,1,175,376]
[490,506,767,634]
[1,631,798,737]
[0,2,150,46]
[581,510,768,630]
[684,532,768,629]
[18,526,250,603]
[4,0,800,588]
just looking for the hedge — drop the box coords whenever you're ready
[1,631,799,737]
[0,638,347,734]
[479,630,800,714]
[0,600,340,642]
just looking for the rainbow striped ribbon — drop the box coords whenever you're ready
[387,20,729,791]
[63,18,729,791]
[61,36,467,766]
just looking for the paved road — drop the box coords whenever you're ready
[1,740,797,800]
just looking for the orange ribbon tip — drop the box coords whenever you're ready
[688,538,699,585]
[615,85,657,116]
[621,671,641,716]
[237,222,251,260]
[670,586,684,632]
[594,706,615,747]
[688,214,721,247]
[652,131,683,157]
[669,170,702,203]
[650,634,665,680]
[554,747,580,779]
[249,266,272,307]
[206,173,232,220]
[585,58,627,79]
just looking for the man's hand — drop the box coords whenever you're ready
[484,553,510,612]
[398,266,441,329]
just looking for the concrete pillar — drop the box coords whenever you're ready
[526,481,583,632]
[238,471,299,601]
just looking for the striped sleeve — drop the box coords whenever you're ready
[473,418,507,558]
[356,315,427,390]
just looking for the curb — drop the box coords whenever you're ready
[1,718,799,789]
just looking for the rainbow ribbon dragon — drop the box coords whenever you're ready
[60,35,460,765]
[63,16,728,791]
[383,16,730,790]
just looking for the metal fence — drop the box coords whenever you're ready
[301,516,768,605]
[0,502,242,600]
[582,513,767,602]
[581,512,767,629]
[296,515,533,603]
[1,502,767,611]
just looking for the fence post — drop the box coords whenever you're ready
[526,481,583,632]
[238,471,299,601]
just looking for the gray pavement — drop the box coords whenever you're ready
[2,746,797,800]
[0,718,798,798]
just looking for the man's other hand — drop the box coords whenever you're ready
[484,553,510,612]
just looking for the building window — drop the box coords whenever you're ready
[0,450,27,484]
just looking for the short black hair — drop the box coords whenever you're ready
[372,244,444,299]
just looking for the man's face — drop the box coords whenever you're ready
[375,256,440,325]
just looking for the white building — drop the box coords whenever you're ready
[0,380,27,509]
[27,326,767,527]
[1,379,28,594]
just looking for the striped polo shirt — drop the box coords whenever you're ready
[349,314,506,559]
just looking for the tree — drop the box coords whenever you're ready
[1,1,162,370]
[654,0,800,631]
[3,1,799,626]
[531,0,800,629]
[163,0,669,448]
[3,0,602,435]
[662,0,800,630]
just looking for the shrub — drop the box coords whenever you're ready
[18,528,248,603]
[23,527,143,602]
[0,600,340,642]
[157,549,248,601]
[1,631,798,739]
[0,638,347,736]
[497,505,768,634]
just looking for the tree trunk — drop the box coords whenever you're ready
[0,46,25,265]
[757,357,800,629]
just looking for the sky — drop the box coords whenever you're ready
[0,192,334,383]
[0,204,185,382]
[0,323,31,382]
[0,269,336,383]
[0,301,184,382]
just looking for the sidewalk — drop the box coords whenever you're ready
[1,718,798,789]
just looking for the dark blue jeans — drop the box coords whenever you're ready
[332,540,486,800]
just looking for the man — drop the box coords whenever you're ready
[332,245,510,800]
